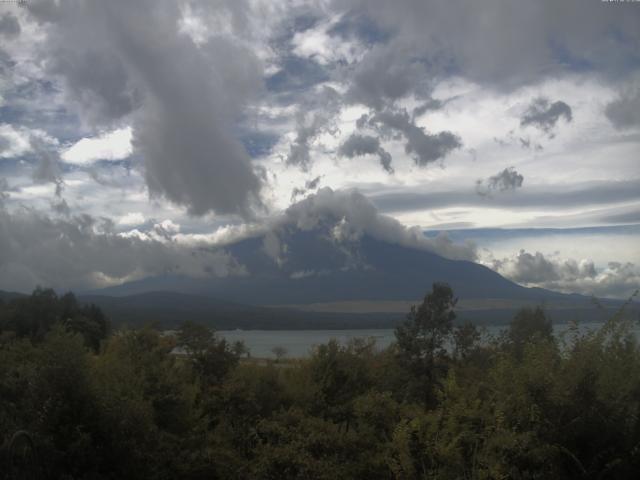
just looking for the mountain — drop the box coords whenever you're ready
[95,229,587,307]
[84,188,633,327]
[0,180,633,332]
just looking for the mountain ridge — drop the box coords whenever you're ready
[92,233,582,306]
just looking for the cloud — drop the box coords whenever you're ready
[339,0,640,88]
[0,124,34,158]
[61,127,133,165]
[0,178,9,206]
[291,14,365,66]
[370,179,640,214]
[0,13,20,39]
[29,136,63,196]
[262,230,286,266]
[51,198,70,216]
[413,98,446,118]
[485,249,640,298]
[364,108,462,166]
[291,175,322,201]
[0,185,477,292]
[286,86,341,170]
[605,86,640,130]
[306,176,322,190]
[290,269,316,280]
[339,133,393,173]
[520,97,572,135]
[0,206,244,292]
[0,125,64,194]
[476,167,524,196]
[0,0,636,296]
[117,211,145,226]
[346,41,429,110]
[28,0,264,216]
[281,187,477,261]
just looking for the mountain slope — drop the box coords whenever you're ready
[91,188,607,312]
[96,231,581,306]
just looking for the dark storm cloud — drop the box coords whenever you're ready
[48,49,140,125]
[520,98,573,135]
[339,134,393,173]
[337,0,640,89]
[370,179,640,213]
[0,13,20,38]
[27,0,264,217]
[339,133,380,157]
[365,109,462,166]
[476,167,524,196]
[605,87,640,130]
[346,42,430,110]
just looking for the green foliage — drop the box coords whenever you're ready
[177,320,243,386]
[1,288,640,479]
[507,306,554,359]
[395,282,457,405]
[308,338,375,425]
[0,288,109,351]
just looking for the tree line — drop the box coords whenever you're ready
[1,285,639,479]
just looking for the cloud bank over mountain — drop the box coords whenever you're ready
[0,0,638,297]
[484,249,640,299]
[0,188,477,292]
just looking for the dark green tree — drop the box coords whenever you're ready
[507,306,553,359]
[453,320,481,360]
[395,282,457,406]
[177,320,242,385]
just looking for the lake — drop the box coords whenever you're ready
[218,321,640,359]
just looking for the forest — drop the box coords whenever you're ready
[1,285,639,479]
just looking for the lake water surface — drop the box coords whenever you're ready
[218,321,640,359]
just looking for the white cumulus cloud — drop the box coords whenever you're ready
[61,127,133,165]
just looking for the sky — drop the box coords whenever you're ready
[0,0,639,298]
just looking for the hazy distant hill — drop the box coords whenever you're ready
[1,285,630,331]
[77,291,398,330]
[0,290,26,302]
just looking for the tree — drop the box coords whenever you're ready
[177,320,242,385]
[272,346,288,362]
[308,339,374,427]
[0,288,109,352]
[395,282,457,406]
[453,321,481,360]
[507,306,553,359]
